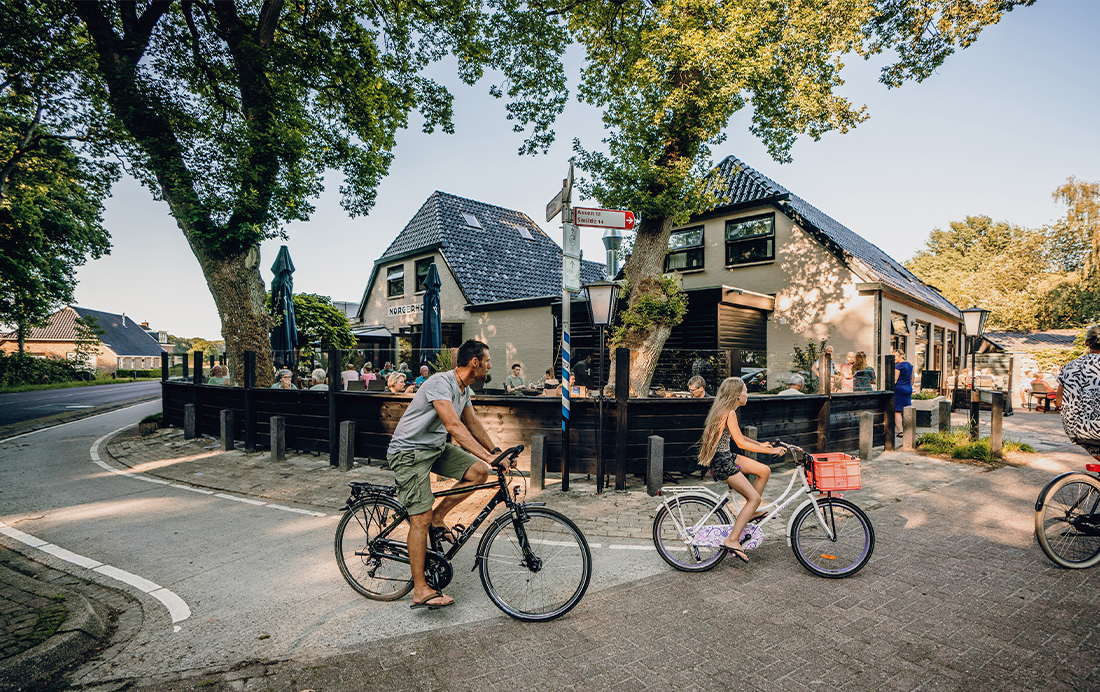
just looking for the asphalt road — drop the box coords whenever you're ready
[0,404,662,685]
[0,380,161,427]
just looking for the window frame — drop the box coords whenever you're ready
[386,265,405,298]
[724,213,776,267]
[665,225,705,272]
[415,257,435,294]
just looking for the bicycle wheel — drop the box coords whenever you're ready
[790,498,874,578]
[1035,473,1100,569]
[335,497,413,600]
[652,496,730,572]
[477,508,591,622]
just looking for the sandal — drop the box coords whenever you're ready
[430,523,466,545]
[723,546,750,563]
[410,590,454,610]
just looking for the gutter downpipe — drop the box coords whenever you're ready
[874,289,883,390]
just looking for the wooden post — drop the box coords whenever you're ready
[192,351,203,438]
[884,355,896,451]
[728,349,742,380]
[328,349,340,467]
[816,399,831,453]
[270,415,286,462]
[991,391,1004,459]
[243,351,256,452]
[161,352,169,381]
[183,403,196,440]
[859,411,873,461]
[902,406,916,451]
[818,352,833,395]
[339,420,355,472]
[743,425,758,461]
[530,434,546,490]
[938,400,951,433]
[182,352,189,381]
[647,435,664,497]
[220,410,234,451]
[614,348,630,491]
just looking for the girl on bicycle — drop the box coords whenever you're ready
[697,377,787,562]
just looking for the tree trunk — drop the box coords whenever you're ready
[190,241,273,388]
[16,323,24,355]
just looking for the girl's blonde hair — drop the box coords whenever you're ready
[697,377,747,466]
[853,351,868,371]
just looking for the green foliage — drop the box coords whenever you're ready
[432,348,453,374]
[0,352,90,386]
[1051,176,1100,278]
[291,293,354,350]
[114,369,159,379]
[917,428,1035,460]
[610,276,687,347]
[912,391,939,400]
[73,315,104,368]
[141,412,163,424]
[791,339,829,392]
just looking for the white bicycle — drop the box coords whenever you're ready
[652,442,875,578]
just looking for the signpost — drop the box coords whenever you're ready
[573,207,636,230]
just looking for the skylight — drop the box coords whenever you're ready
[461,213,483,229]
[517,226,533,240]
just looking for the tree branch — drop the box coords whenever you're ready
[256,0,285,47]
[0,103,44,200]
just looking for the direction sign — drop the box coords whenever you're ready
[546,188,564,222]
[563,162,573,204]
[574,207,635,230]
[563,255,581,292]
[563,222,580,258]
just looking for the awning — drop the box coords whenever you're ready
[352,324,394,339]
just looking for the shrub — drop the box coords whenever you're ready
[912,391,939,400]
[0,353,89,386]
[113,369,160,379]
[917,427,1035,459]
[141,412,163,424]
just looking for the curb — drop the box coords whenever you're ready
[0,562,109,690]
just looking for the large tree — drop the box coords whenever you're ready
[62,0,566,386]
[562,0,1033,394]
[0,2,115,351]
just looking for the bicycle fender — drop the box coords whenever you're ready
[785,497,819,547]
[1035,472,1086,512]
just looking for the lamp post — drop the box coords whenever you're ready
[961,307,990,440]
[583,280,619,494]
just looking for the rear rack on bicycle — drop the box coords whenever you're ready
[348,481,396,498]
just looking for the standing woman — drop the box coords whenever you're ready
[893,349,913,436]
[852,351,875,392]
[697,377,787,563]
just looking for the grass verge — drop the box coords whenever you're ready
[916,426,1035,463]
[0,378,155,395]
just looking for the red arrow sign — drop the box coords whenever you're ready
[573,207,635,230]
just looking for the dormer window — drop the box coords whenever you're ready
[725,213,775,266]
[461,213,483,229]
[666,226,704,271]
[387,265,404,297]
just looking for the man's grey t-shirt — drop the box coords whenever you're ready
[387,371,471,453]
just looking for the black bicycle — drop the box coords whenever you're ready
[334,445,592,621]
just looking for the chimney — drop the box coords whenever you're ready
[120,312,126,327]
[141,321,149,328]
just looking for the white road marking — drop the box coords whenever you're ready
[90,425,327,518]
[0,520,191,627]
[608,544,655,551]
[0,400,157,444]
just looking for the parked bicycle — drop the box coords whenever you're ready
[335,445,592,621]
[1034,457,1100,569]
[652,441,874,578]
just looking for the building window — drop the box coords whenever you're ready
[666,226,704,271]
[725,214,775,266]
[415,257,435,293]
[890,311,908,356]
[461,212,483,229]
[387,265,404,297]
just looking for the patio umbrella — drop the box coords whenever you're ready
[419,263,442,368]
[270,245,298,370]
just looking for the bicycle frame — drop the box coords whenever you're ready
[659,447,841,544]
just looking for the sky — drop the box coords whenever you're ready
[72,0,1100,339]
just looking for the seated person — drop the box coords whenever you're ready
[415,364,431,388]
[1058,325,1100,456]
[206,364,229,386]
[341,363,360,390]
[387,370,410,393]
[271,368,297,389]
[543,368,560,387]
[504,363,526,394]
[776,374,806,396]
[379,361,394,379]
[852,351,875,392]
[572,353,596,388]
[308,368,328,390]
[687,375,709,398]
[1033,371,1053,411]
[360,362,377,384]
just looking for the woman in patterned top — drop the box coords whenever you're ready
[697,377,788,563]
[1057,325,1100,457]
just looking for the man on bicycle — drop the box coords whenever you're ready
[387,339,501,609]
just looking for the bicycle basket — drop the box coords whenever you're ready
[807,453,862,491]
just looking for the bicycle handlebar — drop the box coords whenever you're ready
[491,444,525,470]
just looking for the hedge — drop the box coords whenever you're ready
[113,369,160,379]
[0,353,92,386]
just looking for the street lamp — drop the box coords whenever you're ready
[961,306,990,439]
[583,280,619,494]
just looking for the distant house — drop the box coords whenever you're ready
[355,191,604,378]
[0,306,168,373]
[653,154,965,389]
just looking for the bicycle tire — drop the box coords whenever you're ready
[652,496,730,572]
[1035,473,1100,569]
[335,497,414,600]
[477,507,591,622]
[790,498,874,578]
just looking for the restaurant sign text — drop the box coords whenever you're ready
[388,303,425,316]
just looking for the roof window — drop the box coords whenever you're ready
[517,225,534,240]
[461,213,483,229]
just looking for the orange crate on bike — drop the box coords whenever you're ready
[808,453,862,491]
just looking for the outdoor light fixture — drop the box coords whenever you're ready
[960,306,990,440]
[961,307,990,338]
[582,280,620,494]
[583,280,619,327]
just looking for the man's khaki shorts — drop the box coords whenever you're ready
[387,443,479,515]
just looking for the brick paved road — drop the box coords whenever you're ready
[113,456,1099,692]
[0,556,68,661]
